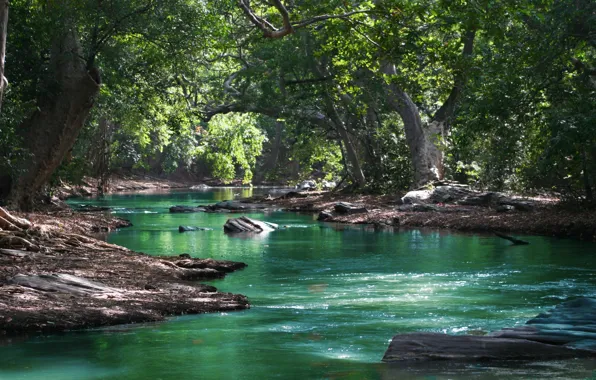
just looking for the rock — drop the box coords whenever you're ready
[401,189,433,204]
[179,253,191,258]
[277,191,308,200]
[382,333,595,362]
[74,205,111,212]
[431,186,475,203]
[214,201,247,211]
[411,203,439,212]
[223,216,278,233]
[175,258,247,273]
[334,202,368,214]
[457,192,504,207]
[178,226,212,233]
[499,199,535,211]
[496,204,515,213]
[169,205,206,213]
[321,180,336,190]
[190,184,210,189]
[297,180,316,190]
[490,297,596,350]
[317,211,333,221]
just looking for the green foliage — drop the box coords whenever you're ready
[198,114,266,184]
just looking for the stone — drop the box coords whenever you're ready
[457,192,504,207]
[431,185,475,203]
[317,211,333,221]
[382,333,595,362]
[178,226,212,233]
[401,189,433,204]
[334,202,368,214]
[411,203,439,212]
[297,180,317,190]
[321,180,336,190]
[169,205,206,213]
[496,204,515,213]
[190,184,210,189]
[223,216,278,233]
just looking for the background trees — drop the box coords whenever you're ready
[0,0,594,208]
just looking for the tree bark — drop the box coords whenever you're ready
[323,94,366,188]
[0,0,8,112]
[8,28,100,210]
[381,63,444,187]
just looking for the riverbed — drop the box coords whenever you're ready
[1,189,595,379]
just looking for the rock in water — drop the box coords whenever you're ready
[178,226,212,232]
[317,211,333,221]
[382,333,595,362]
[223,216,278,233]
[169,205,206,213]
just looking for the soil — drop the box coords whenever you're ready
[250,192,596,241]
[0,210,248,335]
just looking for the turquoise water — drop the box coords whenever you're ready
[1,189,596,379]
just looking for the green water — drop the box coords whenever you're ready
[1,189,596,379]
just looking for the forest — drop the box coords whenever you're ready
[0,0,594,210]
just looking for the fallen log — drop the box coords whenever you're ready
[0,207,32,229]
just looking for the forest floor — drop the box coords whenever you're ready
[0,209,249,336]
[250,192,596,241]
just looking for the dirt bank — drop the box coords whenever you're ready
[250,192,596,241]
[0,209,248,335]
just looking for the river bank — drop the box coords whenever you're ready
[246,190,596,241]
[0,208,249,335]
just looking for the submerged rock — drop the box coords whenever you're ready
[317,211,333,221]
[178,226,212,233]
[383,297,596,362]
[382,333,595,362]
[169,205,206,213]
[223,216,278,233]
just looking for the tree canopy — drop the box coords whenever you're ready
[0,0,594,208]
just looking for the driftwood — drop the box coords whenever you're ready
[494,231,529,245]
[9,273,120,295]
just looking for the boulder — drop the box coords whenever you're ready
[223,216,278,233]
[178,226,212,233]
[457,192,504,207]
[169,205,206,213]
[496,204,515,213]
[190,184,210,189]
[383,297,596,363]
[297,180,316,190]
[411,203,439,212]
[382,333,595,362]
[431,186,475,203]
[490,297,596,350]
[321,180,336,190]
[317,211,333,221]
[401,189,433,204]
[214,201,247,211]
[334,202,368,215]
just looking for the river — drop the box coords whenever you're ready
[1,189,596,379]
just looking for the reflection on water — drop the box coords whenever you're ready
[1,190,595,380]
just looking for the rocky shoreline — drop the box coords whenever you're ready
[238,186,596,241]
[0,209,249,335]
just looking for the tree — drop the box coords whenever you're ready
[0,0,8,111]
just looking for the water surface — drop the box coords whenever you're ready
[1,189,596,379]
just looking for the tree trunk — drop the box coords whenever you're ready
[381,63,443,187]
[8,28,100,210]
[0,0,8,112]
[323,94,366,188]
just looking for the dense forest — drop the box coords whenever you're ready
[0,0,594,210]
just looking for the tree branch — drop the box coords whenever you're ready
[238,0,370,39]
[432,29,476,124]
